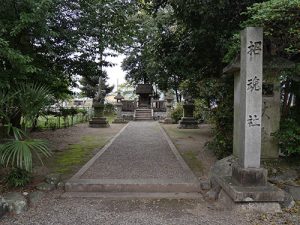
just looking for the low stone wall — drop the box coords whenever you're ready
[122,112,134,121]
[154,112,166,121]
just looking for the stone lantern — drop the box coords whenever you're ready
[89,77,109,128]
[112,92,127,124]
[178,94,199,129]
[163,91,174,124]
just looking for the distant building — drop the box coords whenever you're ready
[66,98,93,108]
[105,94,117,104]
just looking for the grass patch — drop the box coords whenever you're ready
[52,135,107,175]
[105,114,116,124]
[181,151,203,174]
[163,125,200,139]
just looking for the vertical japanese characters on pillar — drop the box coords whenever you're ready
[239,27,263,168]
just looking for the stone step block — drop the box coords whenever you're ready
[135,118,153,121]
[61,192,203,200]
[65,179,201,193]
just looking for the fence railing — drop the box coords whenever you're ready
[152,100,166,112]
[121,100,166,112]
[121,100,136,112]
[36,107,93,130]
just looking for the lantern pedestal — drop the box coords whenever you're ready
[89,103,109,128]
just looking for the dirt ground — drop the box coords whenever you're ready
[30,123,124,153]
[0,123,125,193]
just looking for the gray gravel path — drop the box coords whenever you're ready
[1,190,262,225]
[81,121,194,181]
[4,191,296,225]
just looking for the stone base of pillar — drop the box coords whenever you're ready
[112,118,128,124]
[218,189,282,213]
[89,117,110,128]
[211,162,284,204]
[232,164,268,186]
[178,117,199,129]
[216,175,284,202]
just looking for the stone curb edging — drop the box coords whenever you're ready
[158,123,199,184]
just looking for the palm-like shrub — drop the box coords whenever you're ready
[15,83,52,130]
[0,83,53,173]
[0,83,52,129]
[4,167,31,187]
[0,125,52,172]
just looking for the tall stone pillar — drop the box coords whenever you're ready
[213,28,284,205]
[238,27,263,169]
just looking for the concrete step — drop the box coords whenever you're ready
[65,179,201,193]
[61,192,203,200]
[135,118,153,121]
[134,108,153,120]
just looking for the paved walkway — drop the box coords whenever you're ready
[65,121,200,195]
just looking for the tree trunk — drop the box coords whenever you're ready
[282,79,291,118]
[0,122,5,140]
[10,111,21,128]
[175,89,179,103]
[294,82,300,124]
[31,115,39,132]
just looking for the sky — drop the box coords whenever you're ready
[105,54,126,91]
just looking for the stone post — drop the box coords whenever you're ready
[231,27,269,186]
[212,27,284,205]
[238,27,263,169]
[163,91,174,124]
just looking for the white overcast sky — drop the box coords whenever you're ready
[105,54,126,91]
